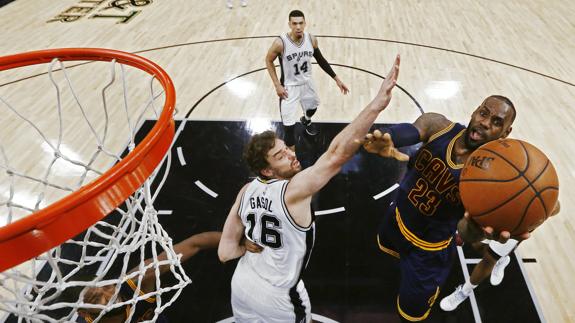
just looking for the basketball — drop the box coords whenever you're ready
[460,139,559,235]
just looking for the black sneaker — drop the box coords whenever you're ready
[300,116,319,136]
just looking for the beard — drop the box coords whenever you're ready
[465,121,488,150]
[464,129,483,150]
[279,167,301,179]
[276,162,302,179]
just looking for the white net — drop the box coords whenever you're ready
[0,52,190,322]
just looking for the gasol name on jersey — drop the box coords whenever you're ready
[250,196,273,212]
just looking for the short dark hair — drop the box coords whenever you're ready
[489,95,516,123]
[289,10,305,20]
[243,131,277,176]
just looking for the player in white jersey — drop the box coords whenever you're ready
[265,10,349,149]
[219,55,401,323]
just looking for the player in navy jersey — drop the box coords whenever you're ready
[265,9,349,149]
[76,231,223,323]
[361,96,532,322]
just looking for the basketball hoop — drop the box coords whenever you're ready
[0,48,189,322]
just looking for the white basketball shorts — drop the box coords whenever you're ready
[280,80,320,126]
[231,265,311,323]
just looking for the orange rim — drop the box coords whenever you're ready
[0,48,175,272]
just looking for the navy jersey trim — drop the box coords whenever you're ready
[377,234,400,258]
[396,208,452,250]
[446,128,466,169]
[397,287,439,321]
[427,122,455,143]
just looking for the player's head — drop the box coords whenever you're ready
[288,10,306,37]
[244,130,302,180]
[78,285,127,321]
[465,95,515,149]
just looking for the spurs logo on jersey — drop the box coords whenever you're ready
[237,177,315,288]
[279,32,315,86]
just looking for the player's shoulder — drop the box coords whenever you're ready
[308,33,318,47]
[237,181,252,198]
[415,112,455,142]
[272,36,284,48]
[421,112,451,125]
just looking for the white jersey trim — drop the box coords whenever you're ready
[279,35,286,61]
[256,177,282,184]
[285,32,305,48]
[280,181,314,232]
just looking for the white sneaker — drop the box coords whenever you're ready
[226,0,233,9]
[490,255,510,286]
[440,285,470,311]
[240,0,247,6]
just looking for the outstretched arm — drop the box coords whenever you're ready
[265,38,288,99]
[360,112,453,160]
[286,55,400,208]
[218,184,249,263]
[311,35,349,95]
[134,231,222,292]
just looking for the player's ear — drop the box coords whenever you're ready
[502,126,512,138]
[260,168,273,178]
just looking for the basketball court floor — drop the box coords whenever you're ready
[1,1,574,322]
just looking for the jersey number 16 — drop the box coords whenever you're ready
[246,213,283,248]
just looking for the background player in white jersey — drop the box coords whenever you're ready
[265,9,349,149]
[219,55,400,323]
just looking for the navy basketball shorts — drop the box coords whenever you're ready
[377,207,455,322]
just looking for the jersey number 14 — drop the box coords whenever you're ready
[293,61,309,75]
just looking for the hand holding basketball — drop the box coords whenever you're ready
[459,139,559,236]
[458,211,530,243]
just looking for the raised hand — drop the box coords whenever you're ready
[360,129,409,161]
[371,54,400,110]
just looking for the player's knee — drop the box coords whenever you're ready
[284,125,296,147]
[397,283,442,322]
[397,295,436,322]
[305,108,317,118]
